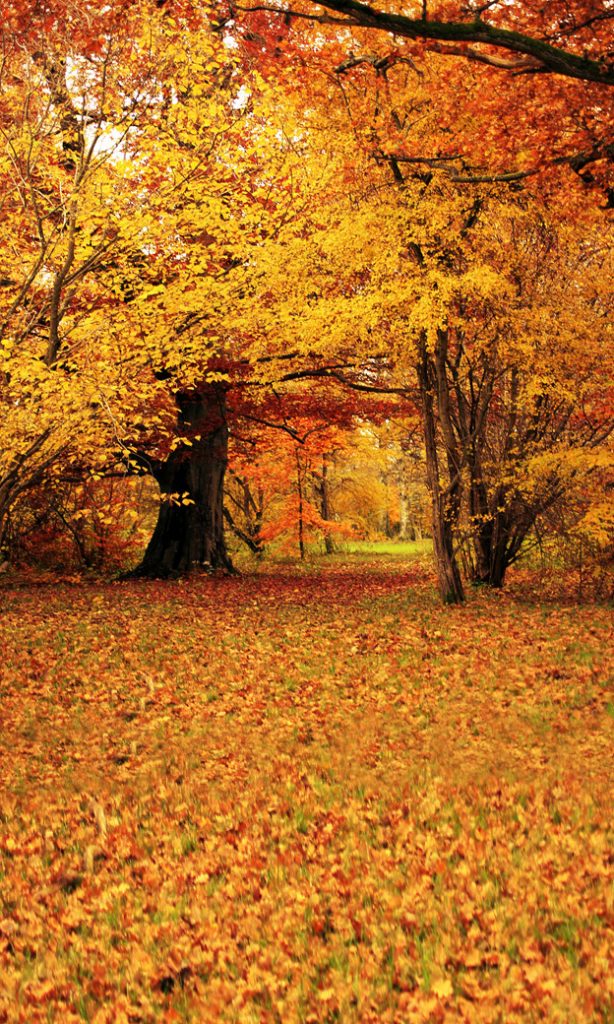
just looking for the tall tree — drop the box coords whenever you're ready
[0,1,342,575]
[250,23,612,600]
[244,68,612,600]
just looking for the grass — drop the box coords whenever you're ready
[230,537,432,570]
[332,538,432,558]
[0,553,612,1023]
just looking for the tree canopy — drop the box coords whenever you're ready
[242,0,614,83]
[0,0,611,596]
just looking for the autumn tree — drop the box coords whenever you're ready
[0,1,350,576]
[240,43,612,600]
[94,50,379,576]
[229,0,613,602]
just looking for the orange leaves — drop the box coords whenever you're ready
[0,559,613,1020]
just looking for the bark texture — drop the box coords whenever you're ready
[131,385,233,578]
[315,455,336,555]
[418,338,465,604]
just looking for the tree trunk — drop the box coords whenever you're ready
[318,455,336,555]
[470,484,529,588]
[418,342,465,604]
[130,385,233,578]
[469,470,496,584]
[398,473,410,541]
[296,449,305,560]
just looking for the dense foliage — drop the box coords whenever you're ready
[0,0,611,593]
[0,6,612,1019]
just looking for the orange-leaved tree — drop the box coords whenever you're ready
[238,45,612,601]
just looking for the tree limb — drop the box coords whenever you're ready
[236,1,614,84]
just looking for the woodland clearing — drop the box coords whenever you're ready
[0,553,612,1023]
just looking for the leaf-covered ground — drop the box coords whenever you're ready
[0,558,612,1023]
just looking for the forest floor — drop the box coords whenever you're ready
[0,554,612,1023]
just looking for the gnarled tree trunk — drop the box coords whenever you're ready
[131,384,233,578]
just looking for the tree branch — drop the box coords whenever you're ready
[223,507,264,553]
[236,1,614,84]
[383,140,614,186]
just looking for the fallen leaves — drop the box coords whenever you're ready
[0,558,612,1021]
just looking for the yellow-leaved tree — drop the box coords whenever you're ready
[239,45,612,601]
[1,2,346,574]
[2,0,611,596]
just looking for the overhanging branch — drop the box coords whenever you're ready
[236,1,614,84]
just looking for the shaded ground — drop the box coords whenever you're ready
[0,557,612,1022]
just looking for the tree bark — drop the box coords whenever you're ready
[296,448,305,560]
[316,455,336,554]
[130,385,234,578]
[418,340,465,604]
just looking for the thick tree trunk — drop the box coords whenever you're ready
[130,385,233,578]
